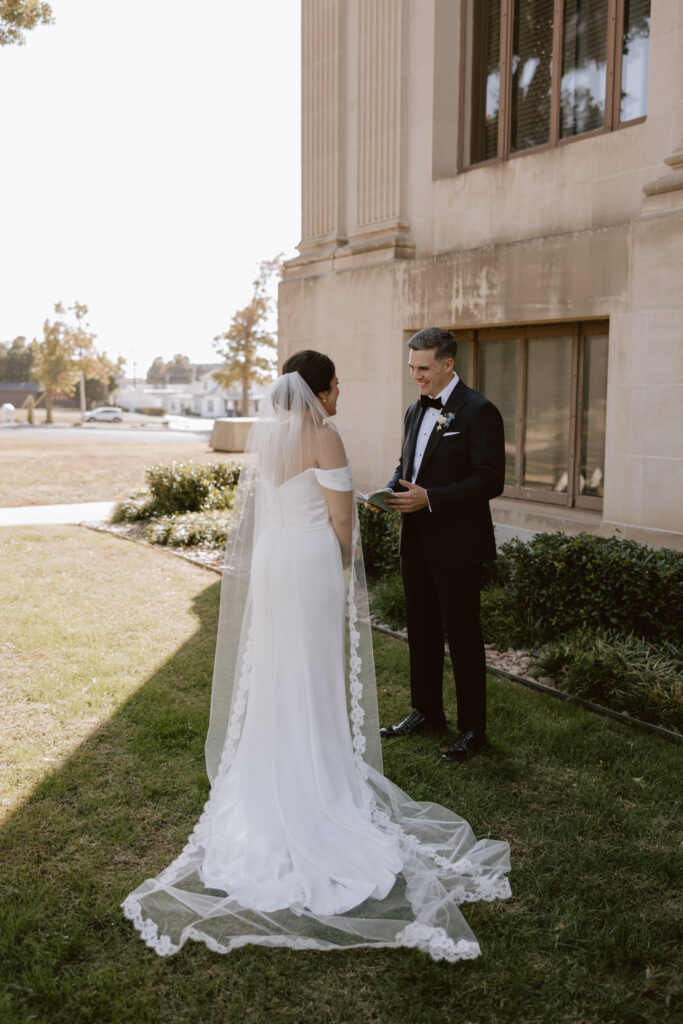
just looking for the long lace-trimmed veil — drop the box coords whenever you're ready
[121,371,511,961]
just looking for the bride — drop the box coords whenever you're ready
[122,350,511,961]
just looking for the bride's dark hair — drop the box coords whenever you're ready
[281,350,335,397]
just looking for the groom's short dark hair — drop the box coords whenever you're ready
[408,326,457,362]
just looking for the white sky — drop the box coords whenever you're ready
[0,0,301,378]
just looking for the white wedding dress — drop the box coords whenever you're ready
[122,374,510,961]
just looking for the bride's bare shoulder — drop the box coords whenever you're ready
[316,425,348,470]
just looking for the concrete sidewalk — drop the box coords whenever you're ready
[0,501,116,526]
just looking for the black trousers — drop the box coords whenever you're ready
[400,555,486,733]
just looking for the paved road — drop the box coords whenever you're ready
[1,421,212,442]
[0,501,116,526]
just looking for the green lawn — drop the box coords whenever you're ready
[1,526,680,1024]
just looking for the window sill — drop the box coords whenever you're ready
[491,496,603,538]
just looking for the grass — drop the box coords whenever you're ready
[0,431,224,507]
[0,525,681,1024]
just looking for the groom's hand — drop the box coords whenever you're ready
[384,480,429,512]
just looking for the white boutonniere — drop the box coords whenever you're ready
[436,411,456,432]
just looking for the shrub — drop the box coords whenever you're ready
[532,629,683,732]
[480,586,543,651]
[140,407,166,416]
[371,573,406,630]
[112,461,241,525]
[112,490,157,523]
[145,461,241,516]
[499,532,683,644]
[146,511,230,548]
[358,504,400,581]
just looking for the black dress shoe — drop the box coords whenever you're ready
[380,709,447,739]
[441,730,488,762]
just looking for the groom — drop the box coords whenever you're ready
[381,327,505,762]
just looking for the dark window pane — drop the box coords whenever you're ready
[510,0,554,153]
[454,342,470,386]
[523,337,572,491]
[620,0,650,121]
[478,339,518,486]
[579,334,608,497]
[470,0,501,163]
[560,0,608,138]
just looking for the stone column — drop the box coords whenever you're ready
[603,136,683,542]
[297,0,346,260]
[344,0,414,261]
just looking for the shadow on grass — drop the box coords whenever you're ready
[1,586,681,1024]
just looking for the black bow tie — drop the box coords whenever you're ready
[420,395,443,411]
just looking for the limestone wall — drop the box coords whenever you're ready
[281,0,683,550]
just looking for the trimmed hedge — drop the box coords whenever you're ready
[113,461,241,526]
[146,461,241,516]
[498,532,682,644]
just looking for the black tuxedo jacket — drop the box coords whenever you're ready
[386,379,505,566]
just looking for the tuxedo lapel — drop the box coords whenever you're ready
[416,380,467,482]
[403,401,424,482]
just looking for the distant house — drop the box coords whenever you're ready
[165,369,266,418]
[117,368,267,418]
[0,381,78,410]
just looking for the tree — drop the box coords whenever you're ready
[146,357,167,385]
[213,256,282,415]
[85,352,126,407]
[0,0,53,46]
[31,318,80,423]
[0,336,33,381]
[54,300,97,415]
[30,301,118,421]
[165,353,194,384]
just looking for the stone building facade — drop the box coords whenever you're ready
[279,0,683,550]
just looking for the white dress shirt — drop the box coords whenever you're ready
[410,373,459,484]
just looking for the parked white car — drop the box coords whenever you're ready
[84,406,124,422]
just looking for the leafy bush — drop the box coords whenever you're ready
[112,491,157,523]
[480,586,543,651]
[481,553,510,590]
[370,573,405,630]
[146,461,241,516]
[140,407,166,416]
[532,629,683,732]
[111,462,242,548]
[146,511,230,548]
[499,532,682,644]
[358,504,400,581]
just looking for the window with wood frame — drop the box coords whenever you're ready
[452,322,608,510]
[462,0,651,167]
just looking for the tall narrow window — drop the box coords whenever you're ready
[579,333,608,498]
[469,0,502,164]
[523,336,572,492]
[478,338,519,485]
[510,0,554,153]
[453,342,471,391]
[453,322,608,509]
[620,0,650,122]
[560,0,608,138]
[464,1,650,166]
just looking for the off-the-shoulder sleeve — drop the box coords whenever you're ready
[314,465,354,491]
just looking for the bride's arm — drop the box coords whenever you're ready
[317,429,353,567]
